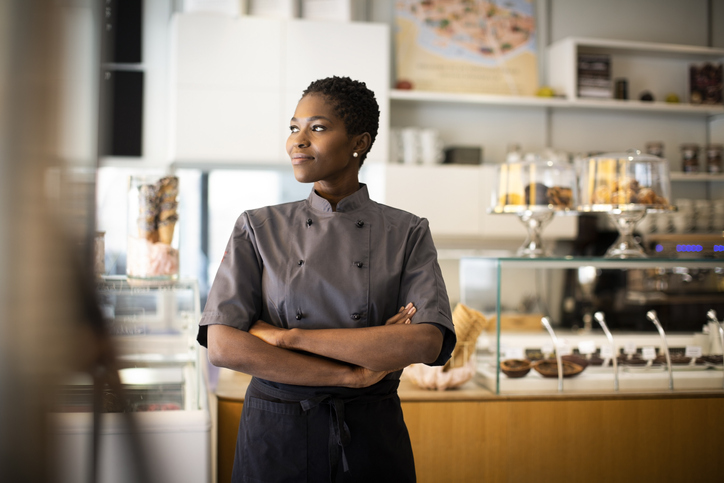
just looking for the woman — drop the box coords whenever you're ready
[198,76,456,482]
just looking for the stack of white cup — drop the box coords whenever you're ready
[712,199,724,232]
[390,127,444,165]
[672,199,694,233]
[637,212,657,234]
[695,199,712,232]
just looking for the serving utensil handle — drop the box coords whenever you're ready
[541,316,563,392]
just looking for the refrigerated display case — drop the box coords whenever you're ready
[51,277,210,483]
[460,257,724,395]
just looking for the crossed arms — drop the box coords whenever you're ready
[206,304,443,389]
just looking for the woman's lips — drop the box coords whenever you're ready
[291,153,314,165]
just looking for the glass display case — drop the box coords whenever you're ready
[58,276,202,412]
[460,257,724,395]
[52,277,210,483]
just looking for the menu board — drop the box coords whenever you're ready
[394,0,539,95]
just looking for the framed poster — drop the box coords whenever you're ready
[395,0,539,96]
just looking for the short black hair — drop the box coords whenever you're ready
[302,76,379,167]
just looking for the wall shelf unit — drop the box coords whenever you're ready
[391,89,724,115]
[670,172,724,182]
[548,37,724,107]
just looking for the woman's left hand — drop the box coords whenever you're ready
[249,320,287,347]
[385,303,416,325]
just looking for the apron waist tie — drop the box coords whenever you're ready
[250,378,399,481]
[301,395,351,477]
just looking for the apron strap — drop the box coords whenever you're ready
[251,378,399,481]
[301,395,351,478]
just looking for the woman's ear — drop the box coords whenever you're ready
[353,132,372,157]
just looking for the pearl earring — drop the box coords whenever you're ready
[353,152,358,158]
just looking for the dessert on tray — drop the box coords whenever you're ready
[127,175,180,281]
[492,157,578,213]
[490,155,578,257]
[578,151,672,210]
[577,151,674,258]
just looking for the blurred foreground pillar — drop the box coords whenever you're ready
[0,1,100,481]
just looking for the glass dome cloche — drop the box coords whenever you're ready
[490,155,578,257]
[577,150,674,258]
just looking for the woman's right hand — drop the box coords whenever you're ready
[385,303,416,326]
[348,365,397,388]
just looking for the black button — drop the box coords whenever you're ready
[296,309,303,320]
[351,313,361,320]
[356,220,364,227]
[355,261,363,268]
[306,218,313,227]
[297,260,304,266]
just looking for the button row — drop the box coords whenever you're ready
[303,218,365,228]
[293,309,365,321]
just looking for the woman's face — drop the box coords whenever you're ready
[287,93,360,186]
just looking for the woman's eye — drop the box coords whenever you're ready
[312,125,326,132]
[289,126,299,133]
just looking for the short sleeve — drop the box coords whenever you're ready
[399,217,456,366]
[197,212,263,348]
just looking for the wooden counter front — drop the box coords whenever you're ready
[214,370,724,482]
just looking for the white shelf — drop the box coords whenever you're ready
[390,89,724,115]
[568,37,724,59]
[390,89,568,108]
[670,172,724,182]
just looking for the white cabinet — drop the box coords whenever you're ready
[170,14,284,163]
[283,20,390,164]
[169,13,389,165]
[383,164,576,240]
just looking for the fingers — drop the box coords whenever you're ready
[404,303,415,324]
[386,303,416,325]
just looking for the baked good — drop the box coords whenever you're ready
[134,176,179,245]
[532,358,584,378]
[500,359,531,378]
[547,186,573,208]
[444,303,487,371]
[158,215,178,245]
[700,355,723,365]
[562,354,590,369]
[624,357,648,366]
[524,182,549,205]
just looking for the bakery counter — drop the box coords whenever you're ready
[213,369,724,482]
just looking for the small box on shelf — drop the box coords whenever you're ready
[577,53,612,99]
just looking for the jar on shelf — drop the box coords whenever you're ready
[705,144,723,174]
[126,175,180,283]
[645,141,664,158]
[680,144,700,173]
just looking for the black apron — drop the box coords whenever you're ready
[231,377,416,483]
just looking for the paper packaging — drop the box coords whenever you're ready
[182,0,241,16]
[577,53,612,99]
[247,0,298,18]
[443,147,482,165]
[301,0,367,21]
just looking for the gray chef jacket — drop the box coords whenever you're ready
[197,184,456,373]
